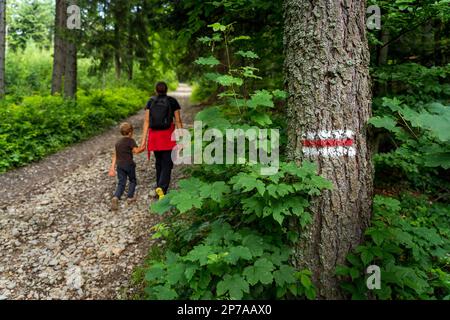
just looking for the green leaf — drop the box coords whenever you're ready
[241,66,262,79]
[229,35,251,43]
[300,273,312,288]
[416,111,450,142]
[197,36,212,43]
[230,173,266,195]
[369,116,399,132]
[208,23,227,32]
[216,274,249,299]
[243,258,275,285]
[247,90,274,109]
[272,90,288,99]
[241,195,265,216]
[150,195,172,214]
[204,72,222,82]
[215,75,243,87]
[335,265,351,276]
[184,265,198,282]
[185,245,214,266]
[424,152,450,169]
[153,285,178,300]
[225,246,253,263]
[361,250,374,266]
[195,106,231,130]
[235,50,259,59]
[166,263,186,285]
[305,286,316,300]
[145,264,165,282]
[242,234,264,257]
[195,56,221,66]
[273,265,296,286]
[382,97,403,112]
[170,191,203,213]
[200,181,231,202]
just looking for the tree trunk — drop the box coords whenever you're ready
[51,0,67,95]
[284,0,374,299]
[0,0,6,98]
[378,29,389,66]
[114,19,122,80]
[64,41,77,98]
[377,28,389,96]
[63,0,77,99]
[434,19,443,66]
[126,27,134,80]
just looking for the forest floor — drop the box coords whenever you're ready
[0,84,198,300]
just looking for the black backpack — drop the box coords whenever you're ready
[149,96,172,130]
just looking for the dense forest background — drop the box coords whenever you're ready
[0,0,449,300]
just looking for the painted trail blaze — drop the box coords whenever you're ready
[301,130,356,157]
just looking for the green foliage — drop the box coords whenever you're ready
[7,0,54,51]
[5,45,53,97]
[166,0,284,89]
[369,98,450,172]
[143,24,329,300]
[0,87,147,172]
[145,222,316,300]
[336,194,450,300]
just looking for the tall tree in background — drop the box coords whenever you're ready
[7,0,53,52]
[51,0,67,95]
[63,0,77,98]
[51,0,77,98]
[284,0,374,299]
[0,0,6,98]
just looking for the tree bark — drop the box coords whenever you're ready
[284,0,374,299]
[51,0,67,95]
[63,0,77,98]
[64,41,77,98]
[0,0,6,98]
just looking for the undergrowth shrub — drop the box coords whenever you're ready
[336,194,450,300]
[0,87,148,172]
[141,23,332,300]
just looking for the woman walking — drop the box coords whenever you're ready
[140,82,183,199]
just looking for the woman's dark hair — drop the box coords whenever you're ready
[155,82,168,95]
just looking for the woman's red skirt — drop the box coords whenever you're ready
[147,123,177,158]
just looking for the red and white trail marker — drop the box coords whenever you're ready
[301,130,356,157]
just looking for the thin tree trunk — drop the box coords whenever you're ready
[63,0,77,98]
[64,41,77,98]
[114,20,121,79]
[284,0,374,299]
[0,0,6,98]
[434,19,443,66]
[51,0,67,95]
[114,51,121,79]
[377,28,389,96]
[126,29,133,80]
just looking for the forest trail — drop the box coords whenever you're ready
[0,84,196,300]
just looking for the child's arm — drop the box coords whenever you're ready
[132,146,145,154]
[132,139,145,154]
[109,151,117,176]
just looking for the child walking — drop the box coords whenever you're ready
[109,122,144,211]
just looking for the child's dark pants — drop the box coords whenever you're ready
[154,150,173,194]
[114,163,137,199]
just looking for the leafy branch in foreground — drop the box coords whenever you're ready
[143,22,333,300]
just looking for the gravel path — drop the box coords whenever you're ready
[0,84,197,300]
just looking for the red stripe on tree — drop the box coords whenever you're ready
[301,139,354,147]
